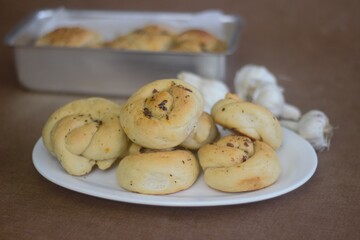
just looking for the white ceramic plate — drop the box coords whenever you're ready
[32,128,317,207]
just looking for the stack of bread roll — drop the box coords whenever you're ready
[36,25,227,53]
[117,79,218,194]
[42,79,283,195]
[199,93,282,192]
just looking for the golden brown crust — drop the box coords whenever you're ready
[35,26,228,53]
[170,29,227,53]
[42,97,129,175]
[116,149,200,195]
[35,27,103,47]
[120,79,204,149]
[198,135,281,192]
[211,93,283,149]
[105,25,175,51]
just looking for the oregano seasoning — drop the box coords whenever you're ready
[143,107,152,119]
[158,100,168,111]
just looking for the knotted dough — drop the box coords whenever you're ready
[211,93,282,149]
[42,97,129,176]
[120,79,204,149]
[180,112,219,150]
[116,144,200,195]
[198,135,281,192]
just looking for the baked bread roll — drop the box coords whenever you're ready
[120,79,204,149]
[170,29,227,53]
[198,135,281,192]
[211,93,283,149]
[42,98,129,175]
[116,148,200,195]
[35,27,103,47]
[105,25,174,51]
[180,112,219,150]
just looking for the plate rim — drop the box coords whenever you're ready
[32,128,318,207]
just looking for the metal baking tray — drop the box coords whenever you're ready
[5,8,243,96]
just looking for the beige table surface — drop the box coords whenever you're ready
[1,0,359,239]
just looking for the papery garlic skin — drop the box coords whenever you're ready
[297,110,333,152]
[280,110,333,152]
[178,71,229,113]
[234,64,277,100]
[252,84,285,117]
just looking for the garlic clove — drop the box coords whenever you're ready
[252,84,285,117]
[280,110,334,152]
[178,71,229,113]
[280,120,299,132]
[234,64,277,100]
[280,103,302,121]
[297,110,333,152]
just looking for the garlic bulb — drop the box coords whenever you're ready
[178,71,229,113]
[280,110,334,152]
[234,64,302,120]
[234,65,333,152]
[234,64,277,100]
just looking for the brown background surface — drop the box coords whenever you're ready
[1,0,359,239]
